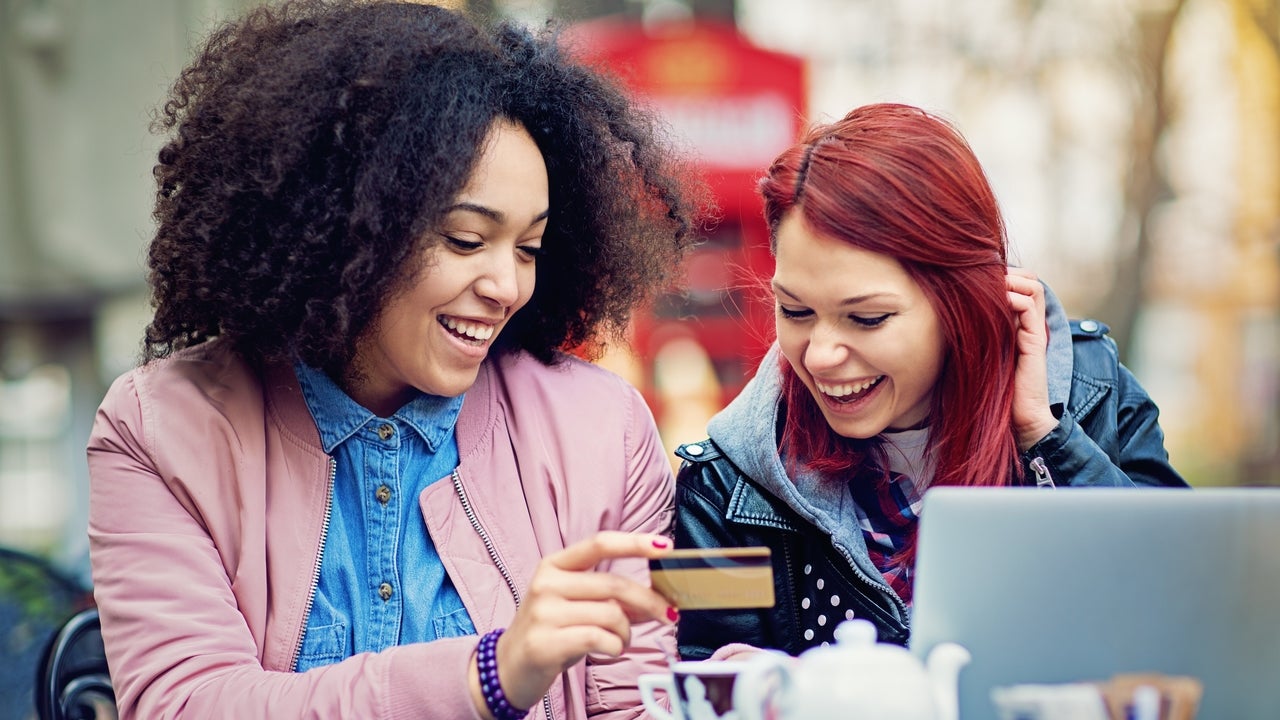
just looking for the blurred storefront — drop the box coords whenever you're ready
[567,17,805,467]
[3,0,1279,584]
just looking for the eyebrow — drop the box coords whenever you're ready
[772,280,896,306]
[444,202,550,227]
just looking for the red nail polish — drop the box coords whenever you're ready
[666,606,680,623]
[652,538,670,549]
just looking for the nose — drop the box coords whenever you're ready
[803,323,850,374]
[474,253,521,309]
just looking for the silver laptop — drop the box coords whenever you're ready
[909,487,1280,719]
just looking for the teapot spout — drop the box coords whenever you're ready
[925,643,971,720]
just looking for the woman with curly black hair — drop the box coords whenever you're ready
[86,2,701,718]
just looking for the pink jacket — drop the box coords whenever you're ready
[87,339,676,719]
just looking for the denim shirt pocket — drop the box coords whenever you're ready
[295,619,349,671]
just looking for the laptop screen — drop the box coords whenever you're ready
[909,486,1280,719]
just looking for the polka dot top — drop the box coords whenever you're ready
[797,428,933,646]
[797,561,861,645]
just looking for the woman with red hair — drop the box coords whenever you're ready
[673,103,1185,659]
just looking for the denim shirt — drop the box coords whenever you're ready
[293,364,475,671]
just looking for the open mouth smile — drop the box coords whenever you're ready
[439,315,495,346]
[816,375,885,404]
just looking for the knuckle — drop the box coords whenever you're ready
[590,533,613,555]
[603,598,629,625]
[591,627,624,657]
[527,573,554,597]
[534,555,558,576]
[575,535,602,559]
[603,574,630,597]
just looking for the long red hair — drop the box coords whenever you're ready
[759,103,1021,565]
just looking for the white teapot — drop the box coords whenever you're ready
[732,619,970,720]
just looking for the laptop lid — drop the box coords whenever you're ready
[909,487,1280,719]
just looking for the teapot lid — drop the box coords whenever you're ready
[833,618,878,647]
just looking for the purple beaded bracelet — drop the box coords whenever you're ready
[477,628,528,720]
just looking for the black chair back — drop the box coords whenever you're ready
[36,607,116,720]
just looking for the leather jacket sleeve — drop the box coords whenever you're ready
[672,447,789,661]
[1021,320,1187,489]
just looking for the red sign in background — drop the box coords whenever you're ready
[569,18,807,424]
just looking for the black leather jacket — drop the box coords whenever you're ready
[673,320,1187,660]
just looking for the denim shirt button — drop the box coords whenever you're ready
[378,582,393,601]
[1079,319,1099,333]
[376,423,395,440]
[375,485,392,505]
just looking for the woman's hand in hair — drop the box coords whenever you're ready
[471,531,677,713]
[1006,268,1059,451]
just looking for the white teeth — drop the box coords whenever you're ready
[440,317,494,341]
[817,376,883,398]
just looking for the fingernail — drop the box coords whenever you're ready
[666,606,680,623]
[651,538,670,549]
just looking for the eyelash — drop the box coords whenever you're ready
[777,306,892,328]
[853,314,891,328]
[444,236,481,251]
[444,236,545,259]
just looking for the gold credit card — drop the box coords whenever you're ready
[649,547,775,610]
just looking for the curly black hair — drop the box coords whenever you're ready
[144,0,701,375]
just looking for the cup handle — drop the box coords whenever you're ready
[639,673,681,720]
[732,652,793,720]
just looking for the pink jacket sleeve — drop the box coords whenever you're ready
[87,372,486,720]
[580,377,678,718]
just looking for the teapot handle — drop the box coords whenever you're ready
[732,651,794,720]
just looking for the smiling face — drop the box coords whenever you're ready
[346,120,548,415]
[772,210,947,439]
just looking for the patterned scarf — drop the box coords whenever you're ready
[848,468,925,605]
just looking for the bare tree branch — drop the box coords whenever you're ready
[1096,0,1188,362]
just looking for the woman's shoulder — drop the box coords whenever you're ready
[494,350,643,402]
[463,350,652,445]
[1066,319,1121,384]
[91,339,279,475]
[1064,318,1157,422]
[673,440,741,502]
[1068,318,1117,350]
[101,339,263,421]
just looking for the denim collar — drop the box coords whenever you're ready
[293,362,464,454]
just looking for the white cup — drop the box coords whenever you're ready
[639,660,752,720]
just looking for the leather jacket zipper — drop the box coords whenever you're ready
[829,541,911,633]
[780,540,799,643]
[451,469,555,720]
[1029,456,1055,488]
[291,457,336,671]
